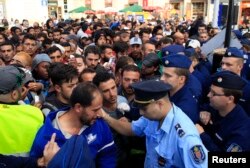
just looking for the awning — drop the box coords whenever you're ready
[143,6,163,11]
[69,6,91,13]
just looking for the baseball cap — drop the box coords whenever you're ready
[0,66,26,94]
[129,37,142,45]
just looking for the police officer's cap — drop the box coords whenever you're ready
[131,80,172,107]
[161,44,185,57]
[212,71,246,90]
[225,47,246,59]
[184,48,196,57]
[162,54,191,69]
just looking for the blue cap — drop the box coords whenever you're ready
[241,38,250,46]
[162,54,191,69]
[131,80,172,107]
[162,44,185,57]
[212,71,246,90]
[225,47,246,59]
[233,30,243,40]
[184,48,196,57]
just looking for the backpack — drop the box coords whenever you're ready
[48,135,95,168]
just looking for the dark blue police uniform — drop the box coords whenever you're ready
[224,47,250,115]
[200,71,250,152]
[162,54,200,123]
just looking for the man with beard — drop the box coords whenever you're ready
[117,64,146,167]
[128,37,143,68]
[141,53,161,81]
[100,44,115,65]
[41,63,79,116]
[30,82,117,168]
[84,45,106,73]
[52,28,61,44]
[93,72,130,168]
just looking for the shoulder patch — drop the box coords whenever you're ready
[227,143,242,152]
[190,145,206,164]
[175,123,185,137]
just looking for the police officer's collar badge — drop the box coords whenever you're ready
[227,143,242,152]
[175,123,185,137]
[217,77,223,83]
[190,145,206,164]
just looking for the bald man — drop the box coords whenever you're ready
[173,32,185,46]
[10,52,32,70]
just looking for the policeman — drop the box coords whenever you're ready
[101,80,208,167]
[161,54,200,123]
[220,47,250,115]
[196,71,250,152]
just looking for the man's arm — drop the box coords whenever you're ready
[100,109,135,136]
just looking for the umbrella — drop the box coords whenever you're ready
[119,4,142,12]
[85,10,95,15]
[143,6,162,11]
[96,10,105,14]
[68,6,90,13]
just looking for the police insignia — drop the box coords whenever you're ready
[175,123,185,137]
[165,60,169,65]
[227,143,242,152]
[217,77,222,83]
[190,145,206,164]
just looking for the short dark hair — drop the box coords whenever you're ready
[139,28,151,37]
[46,46,62,55]
[100,44,113,54]
[121,64,140,76]
[60,42,71,47]
[113,41,129,54]
[53,28,62,34]
[27,27,34,33]
[37,32,47,39]
[223,88,243,104]
[70,82,101,107]
[79,68,96,82]
[93,71,115,87]
[115,56,134,74]
[22,34,37,44]
[84,45,101,58]
[0,41,15,50]
[49,62,78,86]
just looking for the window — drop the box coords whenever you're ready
[192,2,204,18]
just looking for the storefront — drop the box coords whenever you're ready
[169,0,183,18]
[239,0,250,23]
[191,0,206,20]
[0,0,5,20]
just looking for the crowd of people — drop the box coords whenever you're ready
[0,14,250,168]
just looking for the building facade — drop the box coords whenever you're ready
[0,0,248,25]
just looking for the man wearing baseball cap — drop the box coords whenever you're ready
[0,65,44,156]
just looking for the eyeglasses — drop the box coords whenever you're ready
[209,90,225,97]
